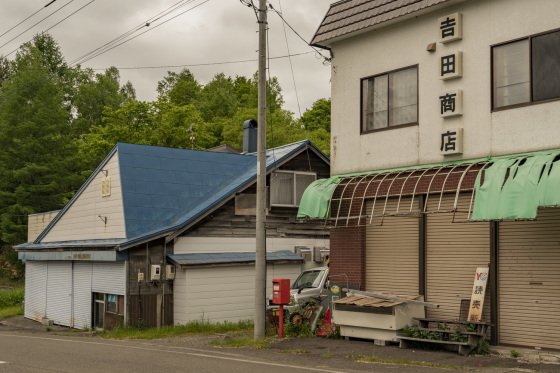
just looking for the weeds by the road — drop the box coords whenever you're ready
[100,318,254,340]
[350,355,467,370]
[0,304,23,318]
[0,287,24,318]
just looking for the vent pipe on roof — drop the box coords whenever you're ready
[242,119,258,153]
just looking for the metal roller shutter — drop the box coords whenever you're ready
[24,261,47,322]
[92,262,126,295]
[426,194,491,321]
[365,197,420,295]
[72,262,92,329]
[498,208,560,350]
[46,261,73,327]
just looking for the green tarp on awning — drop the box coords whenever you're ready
[471,150,560,220]
[297,177,340,219]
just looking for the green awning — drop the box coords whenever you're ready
[298,148,560,222]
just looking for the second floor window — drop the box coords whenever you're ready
[493,30,560,109]
[361,66,418,133]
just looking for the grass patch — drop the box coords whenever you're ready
[100,318,254,340]
[209,336,270,349]
[350,355,466,370]
[277,349,309,354]
[321,353,336,357]
[0,287,24,309]
[0,304,23,318]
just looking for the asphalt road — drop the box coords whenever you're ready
[0,332,354,373]
[0,318,558,373]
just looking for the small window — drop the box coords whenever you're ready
[270,171,316,207]
[106,294,118,313]
[493,30,560,109]
[361,66,418,132]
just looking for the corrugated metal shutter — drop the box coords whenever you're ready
[426,194,491,321]
[46,261,73,327]
[92,262,125,295]
[72,262,92,329]
[365,197,420,295]
[24,261,47,322]
[498,208,560,350]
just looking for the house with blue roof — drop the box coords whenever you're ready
[16,135,330,329]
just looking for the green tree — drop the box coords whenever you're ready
[299,98,330,132]
[157,68,200,106]
[73,66,135,135]
[79,99,215,165]
[0,34,84,245]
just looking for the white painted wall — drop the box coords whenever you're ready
[174,263,302,325]
[43,152,126,242]
[329,0,560,175]
[174,236,329,255]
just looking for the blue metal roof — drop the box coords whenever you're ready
[167,250,304,268]
[22,140,325,250]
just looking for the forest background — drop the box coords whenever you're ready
[0,34,331,282]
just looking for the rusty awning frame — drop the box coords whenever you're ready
[326,161,488,227]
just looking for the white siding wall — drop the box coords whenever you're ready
[174,263,301,325]
[27,211,59,242]
[43,152,126,242]
[329,0,560,174]
[174,236,329,256]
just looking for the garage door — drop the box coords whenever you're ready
[499,207,560,350]
[365,197,420,295]
[73,262,92,329]
[426,193,491,321]
[46,261,73,327]
[24,261,47,322]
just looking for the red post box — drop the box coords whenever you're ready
[272,278,290,338]
[272,278,290,304]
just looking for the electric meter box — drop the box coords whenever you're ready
[272,278,290,305]
[151,264,161,281]
[166,265,176,280]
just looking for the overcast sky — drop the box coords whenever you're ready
[0,0,332,117]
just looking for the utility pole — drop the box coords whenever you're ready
[254,0,267,339]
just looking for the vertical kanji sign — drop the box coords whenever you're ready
[468,267,489,322]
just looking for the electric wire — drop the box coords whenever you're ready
[73,0,208,66]
[277,0,301,118]
[0,0,56,41]
[0,0,210,103]
[69,0,193,66]
[0,0,77,53]
[265,17,278,171]
[268,3,330,64]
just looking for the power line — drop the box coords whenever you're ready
[91,51,313,70]
[276,0,301,117]
[0,0,210,103]
[69,0,193,66]
[0,0,78,53]
[72,0,207,67]
[268,3,331,65]
[0,1,57,41]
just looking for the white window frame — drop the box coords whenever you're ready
[269,170,316,208]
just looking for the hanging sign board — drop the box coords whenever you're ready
[467,267,489,322]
